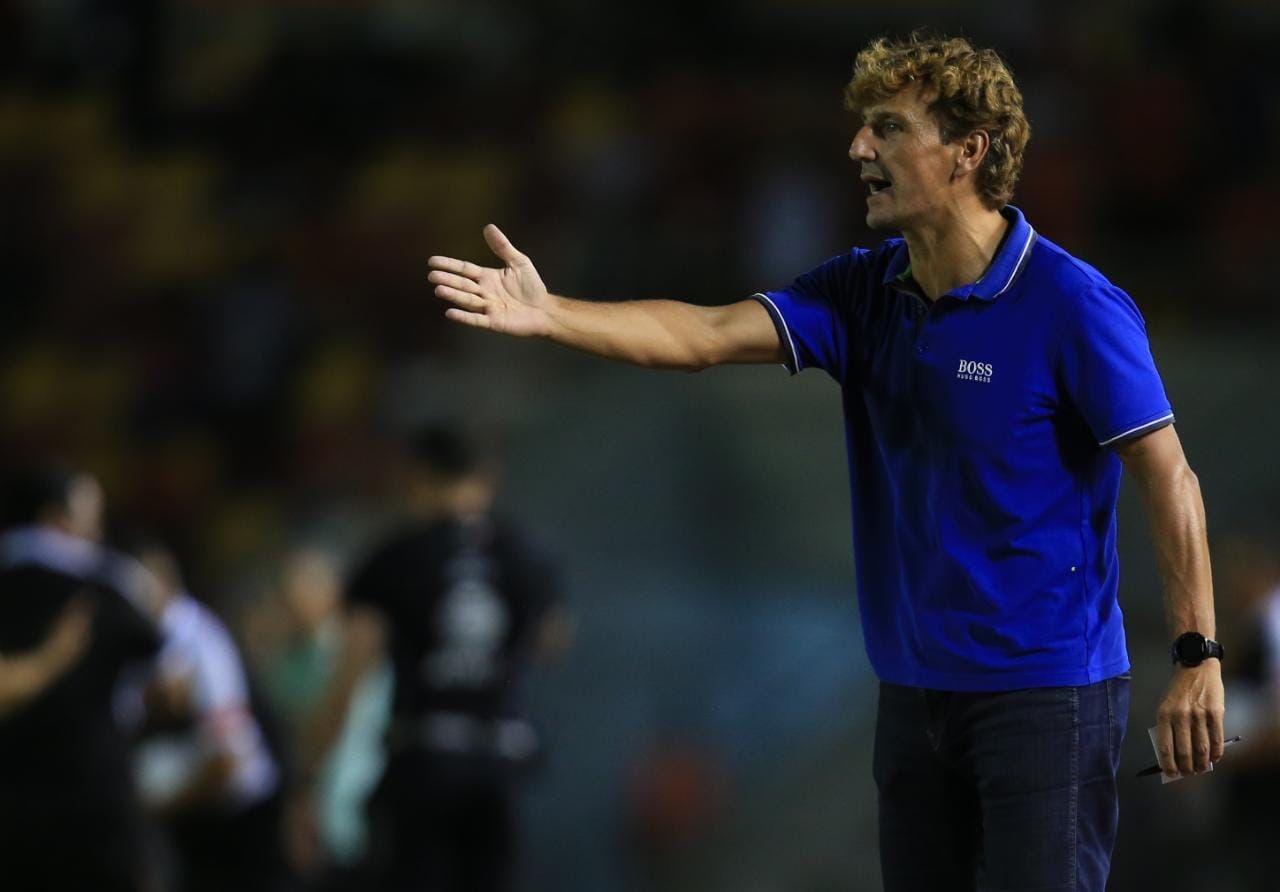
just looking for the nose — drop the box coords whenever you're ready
[849,124,876,162]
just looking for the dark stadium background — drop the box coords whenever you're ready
[2,1,1277,889]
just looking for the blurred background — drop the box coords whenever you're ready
[2,0,1279,889]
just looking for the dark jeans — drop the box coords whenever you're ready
[874,676,1129,892]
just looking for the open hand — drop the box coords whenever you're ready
[428,225,552,337]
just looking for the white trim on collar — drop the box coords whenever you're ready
[990,225,1038,299]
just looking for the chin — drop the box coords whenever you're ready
[864,209,897,232]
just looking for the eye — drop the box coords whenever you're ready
[869,119,901,138]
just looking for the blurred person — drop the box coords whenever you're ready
[292,424,568,892]
[1214,534,1280,889]
[257,546,392,874]
[0,466,162,891]
[429,33,1223,892]
[261,548,345,723]
[131,539,288,892]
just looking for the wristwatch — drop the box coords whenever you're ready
[1170,632,1224,667]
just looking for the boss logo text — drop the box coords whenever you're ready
[956,359,993,383]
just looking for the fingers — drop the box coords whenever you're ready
[428,224,525,280]
[1208,708,1225,762]
[433,284,486,311]
[1155,718,1178,777]
[428,270,482,295]
[427,255,486,280]
[444,308,492,329]
[427,253,492,327]
[483,224,527,266]
[1174,711,1195,775]
[1156,669,1226,777]
[1190,713,1212,773]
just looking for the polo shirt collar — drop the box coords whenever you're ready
[881,205,1038,302]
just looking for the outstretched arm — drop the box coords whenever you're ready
[1116,425,1224,777]
[428,225,783,371]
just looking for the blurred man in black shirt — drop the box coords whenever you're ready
[294,426,567,892]
[0,467,162,891]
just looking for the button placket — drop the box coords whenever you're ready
[912,295,931,356]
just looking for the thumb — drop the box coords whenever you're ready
[483,224,527,267]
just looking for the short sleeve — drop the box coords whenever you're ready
[191,619,260,753]
[1058,285,1174,447]
[751,250,866,379]
[191,617,250,717]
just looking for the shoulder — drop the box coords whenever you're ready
[188,597,235,651]
[183,598,244,677]
[1024,236,1145,323]
[770,241,901,317]
[163,595,229,653]
[817,241,899,281]
[0,526,159,617]
[352,522,437,573]
[1024,236,1112,295]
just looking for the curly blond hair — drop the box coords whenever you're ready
[844,34,1030,208]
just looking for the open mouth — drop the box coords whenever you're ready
[864,175,892,196]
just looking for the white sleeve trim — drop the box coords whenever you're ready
[1098,412,1175,447]
[750,292,801,373]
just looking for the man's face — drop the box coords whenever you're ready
[849,85,962,231]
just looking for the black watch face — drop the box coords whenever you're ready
[1176,633,1207,664]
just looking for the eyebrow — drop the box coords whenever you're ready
[862,110,907,128]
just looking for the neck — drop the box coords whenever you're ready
[901,201,1009,301]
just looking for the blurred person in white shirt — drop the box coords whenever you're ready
[132,540,288,892]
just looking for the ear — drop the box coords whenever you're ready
[953,130,991,176]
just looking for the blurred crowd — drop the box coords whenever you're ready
[4,470,1280,892]
[1,429,572,891]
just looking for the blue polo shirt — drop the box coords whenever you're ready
[753,206,1173,691]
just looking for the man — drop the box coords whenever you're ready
[295,425,568,892]
[132,540,286,892]
[427,34,1224,891]
[0,467,163,891]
